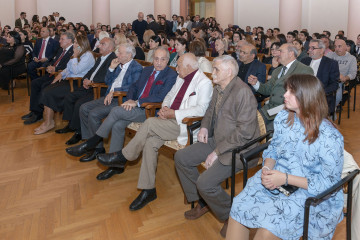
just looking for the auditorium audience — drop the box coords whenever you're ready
[169,37,187,67]
[146,35,161,62]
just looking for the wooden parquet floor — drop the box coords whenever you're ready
[0,83,359,240]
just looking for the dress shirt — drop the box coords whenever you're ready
[110,59,133,92]
[21,19,25,28]
[61,51,95,79]
[39,37,50,59]
[310,58,322,76]
[89,52,112,81]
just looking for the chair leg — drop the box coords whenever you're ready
[225,178,229,189]
[26,74,30,96]
[347,88,350,119]
[10,78,14,102]
[354,84,356,111]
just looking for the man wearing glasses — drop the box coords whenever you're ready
[301,39,340,115]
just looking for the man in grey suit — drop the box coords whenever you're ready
[248,43,314,130]
[175,55,260,238]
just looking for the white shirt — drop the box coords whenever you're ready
[21,19,25,27]
[310,58,322,76]
[110,59,133,92]
[89,53,112,81]
[39,37,50,59]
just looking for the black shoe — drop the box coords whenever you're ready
[96,167,124,180]
[129,189,157,211]
[24,114,43,125]
[21,112,34,120]
[65,132,82,145]
[66,141,91,157]
[80,148,105,162]
[97,151,127,168]
[55,124,75,134]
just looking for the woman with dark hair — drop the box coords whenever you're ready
[227,74,344,240]
[0,31,26,90]
[158,32,169,48]
[67,22,76,31]
[260,36,275,56]
[127,35,145,60]
[158,17,171,36]
[168,37,187,67]
[48,15,56,26]
[34,35,95,134]
[19,30,33,56]
[146,35,161,62]
[189,40,212,73]
[262,42,282,77]
[32,15,40,25]
[231,32,242,47]
[41,16,48,27]
[293,38,308,61]
[255,31,266,52]
[346,39,357,56]
[177,16,187,30]
[275,33,287,45]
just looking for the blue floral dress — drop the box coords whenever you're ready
[230,110,344,240]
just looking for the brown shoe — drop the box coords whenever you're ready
[220,219,229,238]
[184,203,209,220]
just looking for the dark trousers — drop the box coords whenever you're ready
[29,74,54,116]
[27,61,44,80]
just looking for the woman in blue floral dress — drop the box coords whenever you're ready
[227,74,344,240]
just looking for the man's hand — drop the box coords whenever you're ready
[46,66,55,74]
[247,75,258,86]
[261,170,286,190]
[34,57,39,63]
[51,73,62,84]
[158,106,175,120]
[121,99,137,111]
[204,151,218,169]
[197,128,208,143]
[110,58,120,70]
[104,91,114,105]
[40,57,48,63]
[83,79,92,89]
[339,74,348,82]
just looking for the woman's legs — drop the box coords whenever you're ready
[34,106,55,134]
[226,217,249,240]
[253,228,280,240]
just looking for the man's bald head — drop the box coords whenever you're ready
[176,53,199,79]
[334,39,347,56]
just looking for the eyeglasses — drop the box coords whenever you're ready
[308,47,321,51]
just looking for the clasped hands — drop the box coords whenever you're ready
[198,128,218,169]
[261,167,286,190]
[158,106,175,120]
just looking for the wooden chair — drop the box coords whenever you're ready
[265,64,272,82]
[8,53,30,102]
[257,53,265,62]
[135,59,152,67]
[229,46,235,52]
[205,56,215,62]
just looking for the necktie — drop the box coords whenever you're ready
[38,39,46,60]
[140,71,156,99]
[52,50,66,67]
[280,66,287,78]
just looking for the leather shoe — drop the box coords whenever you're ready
[184,203,209,220]
[66,141,90,157]
[96,167,124,180]
[97,151,127,168]
[55,124,74,134]
[21,112,33,120]
[129,189,157,211]
[65,132,82,145]
[220,219,228,238]
[80,148,105,162]
[24,114,42,125]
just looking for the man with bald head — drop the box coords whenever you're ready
[57,37,117,144]
[95,53,213,211]
[326,39,357,108]
[248,43,313,130]
[132,12,147,44]
[175,55,260,238]
[231,40,247,61]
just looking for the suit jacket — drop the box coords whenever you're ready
[191,21,203,29]
[162,70,213,145]
[46,46,74,71]
[301,56,340,114]
[32,37,59,61]
[104,59,143,95]
[127,65,177,105]
[15,18,28,28]
[84,52,116,83]
[237,59,266,92]
[90,38,99,50]
[201,77,260,166]
[258,60,314,120]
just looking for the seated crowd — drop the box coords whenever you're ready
[1,10,358,239]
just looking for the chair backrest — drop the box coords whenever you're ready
[205,56,215,62]
[136,59,153,67]
[257,111,267,144]
[257,53,265,62]
[265,64,272,82]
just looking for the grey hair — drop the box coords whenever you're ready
[243,43,257,56]
[117,43,136,58]
[310,39,325,49]
[213,55,239,77]
[287,44,298,58]
[154,46,170,59]
[181,53,199,70]
[99,31,110,41]
[61,31,75,43]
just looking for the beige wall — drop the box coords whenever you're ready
[110,0,154,27]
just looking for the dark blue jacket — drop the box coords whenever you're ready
[46,46,74,71]
[127,65,177,105]
[104,59,143,95]
[237,59,266,92]
[32,37,59,60]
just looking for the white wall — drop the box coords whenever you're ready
[171,0,180,16]
[0,0,15,28]
[110,0,154,26]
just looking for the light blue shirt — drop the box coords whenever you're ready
[61,51,95,79]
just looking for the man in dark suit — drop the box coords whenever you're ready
[248,43,314,130]
[301,39,340,115]
[237,43,266,105]
[15,12,28,29]
[55,37,117,145]
[174,55,260,238]
[66,46,177,179]
[49,25,60,42]
[191,15,203,29]
[28,27,60,80]
[21,31,75,125]
[146,14,160,34]
[90,29,101,51]
[132,12,148,44]
[299,31,310,52]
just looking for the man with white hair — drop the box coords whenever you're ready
[174,55,260,238]
[96,53,213,211]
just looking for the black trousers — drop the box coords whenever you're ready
[29,74,54,116]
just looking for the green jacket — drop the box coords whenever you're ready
[258,60,314,120]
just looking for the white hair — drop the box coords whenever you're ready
[99,31,110,41]
[182,53,199,70]
[213,55,239,77]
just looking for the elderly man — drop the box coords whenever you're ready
[248,43,314,130]
[28,27,60,80]
[175,55,260,238]
[326,39,357,108]
[132,12,148,44]
[301,39,340,115]
[231,40,247,61]
[96,53,213,210]
[56,38,117,145]
[67,47,177,167]
[22,31,74,125]
[66,43,145,161]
